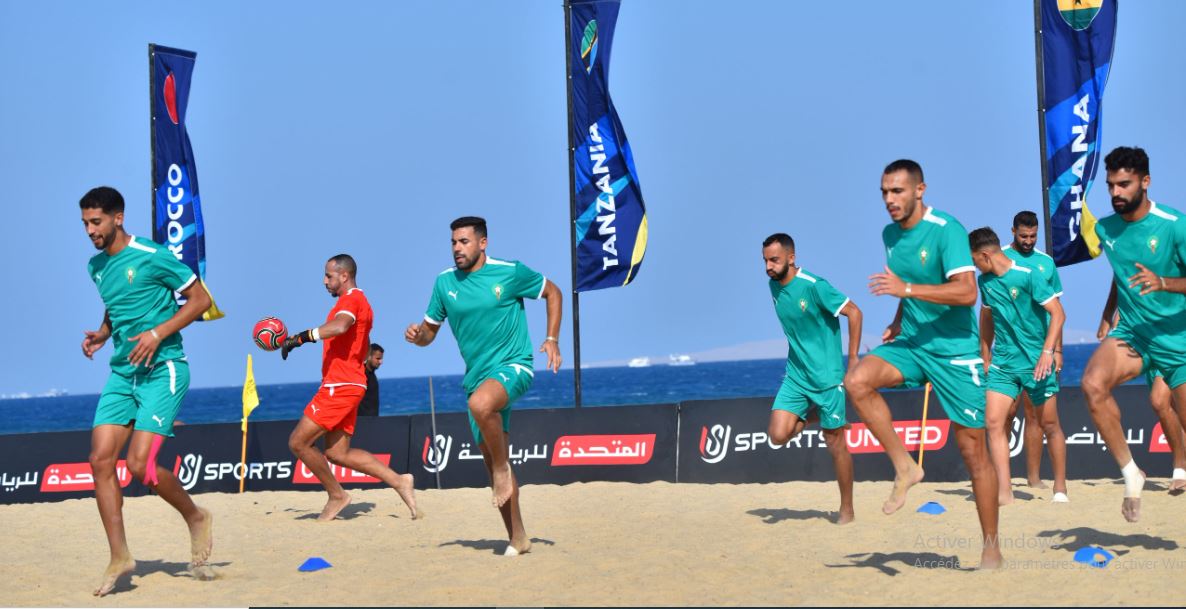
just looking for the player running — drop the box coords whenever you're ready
[406,216,562,556]
[281,254,418,521]
[80,186,214,596]
[762,233,862,524]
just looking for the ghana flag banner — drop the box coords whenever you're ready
[1040,0,1117,267]
[149,44,223,320]
[568,0,648,292]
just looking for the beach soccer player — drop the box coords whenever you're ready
[971,227,1066,506]
[1003,212,1069,495]
[1083,146,1186,521]
[761,233,862,524]
[405,216,563,556]
[844,160,1001,568]
[79,186,214,596]
[280,254,418,521]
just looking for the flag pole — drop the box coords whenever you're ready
[563,0,584,409]
[918,383,932,467]
[148,44,158,233]
[1033,0,1054,254]
[429,376,440,490]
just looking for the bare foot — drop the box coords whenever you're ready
[93,556,135,597]
[1027,478,1048,490]
[394,473,420,519]
[979,547,1003,570]
[1170,478,1186,495]
[835,510,855,525]
[491,464,514,509]
[999,491,1014,506]
[187,507,214,566]
[504,537,532,556]
[1122,497,1141,523]
[318,493,352,521]
[882,464,924,515]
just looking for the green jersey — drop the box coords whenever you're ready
[882,207,979,357]
[769,270,850,391]
[425,257,546,393]
[978,262,1056,371]
[1096,202,1186,344]
[88,236,197,376]
[1003,245,1063,296]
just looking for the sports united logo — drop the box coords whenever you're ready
[1057,0,1103,31]
[580,20,598,74]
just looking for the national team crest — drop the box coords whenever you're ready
[1009,287,1020,301]
[1057,0,1103,31]
[1149,236,1159,254]
[126,268,135,284]
[798,298,808,312]
[494,285,503,300]
[919,248,929,266]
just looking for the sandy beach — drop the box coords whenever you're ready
[2,477,1184,606]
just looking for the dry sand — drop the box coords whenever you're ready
[1,477,1184,606]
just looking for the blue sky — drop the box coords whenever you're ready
[2,1,1185,396]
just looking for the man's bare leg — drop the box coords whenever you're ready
[288,417,351,521]
[1034,396,1068,498]
[953,424,1002,569]
[324,430,418,519]
[469,380,514,508]
[844,356,923,514]
[90,424,136,597]
[479,434,529,554]
[821,427,855,524]
[1152,378,1186,491]
[1167,381,1186,492]
[1081,339,1145,522]
[1019,394,1048,489]
[125,431,213,572]
[984,391,1016,505]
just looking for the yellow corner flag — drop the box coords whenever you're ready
[242,354,260,432]
[200,280,226,321]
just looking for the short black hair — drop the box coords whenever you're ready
[762,233,795,252]
[883,159,924,184]
[969,227,1001,252]
[370,343,384,354]
[450,216,488,238]
[328,254,357,278]
[1013,211,1039,229]
[79,186,125,214]
[1104,146,1150,177]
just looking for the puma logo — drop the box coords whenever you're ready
[1105,240,1116,250]
[152,414,165,427]
[499,373,509,383]
[448,290,458,300]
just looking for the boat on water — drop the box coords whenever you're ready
[627,357,651,368]
[668,354,696,366]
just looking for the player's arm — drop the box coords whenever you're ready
[538,279,563,373]
[1034,296,1065,381]
[281,311,356,360]
[406,318,441,347]
[1128,263,1186,295]
[1097,281,1119,340]
[882,300,904,343]
[839,300,862,370]
[82,311,112,359]
[127,280,211,367]
[870,266,977,306]
[979,306,994,371]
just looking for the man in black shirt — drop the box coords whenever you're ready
[358,343,384,416]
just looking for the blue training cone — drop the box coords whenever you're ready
[1072,546,1114,568]
[916,501,946,515]
[299,557,332,572]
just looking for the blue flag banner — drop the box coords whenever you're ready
[569,0,648,292]
[1041,0,1117,267]
[150,44,222,320]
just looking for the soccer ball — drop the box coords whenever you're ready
[253,317,287,351]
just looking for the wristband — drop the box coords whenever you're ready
[297,329,318,344]
[1161,276,1167,289]
[150,329,160,340]
[545,336,558,342]
[904,283,912,297]
[311,328,321,342]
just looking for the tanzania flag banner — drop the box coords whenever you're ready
[150,44,223,320]
[1040,0,1117,267]
[568,0,648,291]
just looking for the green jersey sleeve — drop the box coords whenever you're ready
[813,278,850,317]
[1175,215,1186,272]
[1048,263,1064,295]
[151,248,198,292]
[940,221,975,280]
[425,275,447,325]
[510,261,546,300]
[977,277,991,308]
[1030,268,1056,306]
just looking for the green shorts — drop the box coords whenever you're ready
[1110,325,1186,389]
[772,377,847,429]
[93,359,189,436]
[869,341,986,429]
[467,362,534,444]
[986,365,1059,405]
